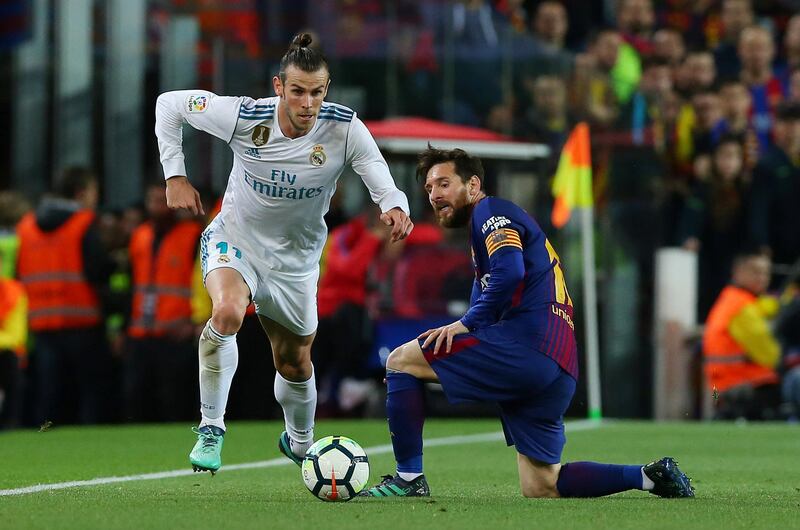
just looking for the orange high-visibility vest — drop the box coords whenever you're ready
[17,210,101,331]
[0,278,27,356]
[128,220,201,338]
[703,285,779,393]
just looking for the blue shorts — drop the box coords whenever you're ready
[419,325,576,464]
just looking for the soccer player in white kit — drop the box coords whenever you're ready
[154,33,413,474]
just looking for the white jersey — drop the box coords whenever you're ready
[155,90,409,274]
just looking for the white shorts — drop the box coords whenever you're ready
[200,220,319,336]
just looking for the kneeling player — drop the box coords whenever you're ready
[360,147,694,499]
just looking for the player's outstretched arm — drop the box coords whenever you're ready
[166,176,204,215]
[379,207,414,242]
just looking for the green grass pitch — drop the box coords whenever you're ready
[2,420,798,529]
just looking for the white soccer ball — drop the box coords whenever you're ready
[301,435,370,502]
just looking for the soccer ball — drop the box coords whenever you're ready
[301,435,370,502]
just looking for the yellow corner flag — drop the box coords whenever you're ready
[551,122,593,228]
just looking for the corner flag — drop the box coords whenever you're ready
[550,122,602,420]
[551,123,593,228]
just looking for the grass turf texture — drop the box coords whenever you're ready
[2,420,798,529]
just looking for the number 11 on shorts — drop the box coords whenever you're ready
[216,241,242,259]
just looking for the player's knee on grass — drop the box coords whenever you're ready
[518,454,560,498]
[211,299,247,335]
[520,477,560,498]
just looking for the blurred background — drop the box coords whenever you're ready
[0,0,799,430]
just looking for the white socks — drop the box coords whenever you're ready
[198,319,316,457]
[274,368,317,457]
[641,467,655,490]
[398,472,423,482]
[198,321,239,431]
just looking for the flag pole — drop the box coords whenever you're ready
[550,122,602,421]
[581,205,602,420]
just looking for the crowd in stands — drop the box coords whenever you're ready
[473,0,800,420]
[1,0,800,427]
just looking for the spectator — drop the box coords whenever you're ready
[739,25,785,154]
[788,68,800,103]
[676,50,717,96]
[714,0,755,79]
[16,167,114,425]
[0,254,27,429]
[422,0,512,123]
[124,183,202,422]
[703,251,781,420]
[717,79,760,168]
[616,0,656,56]
[314,208,445,416]
[652,28,686,67]
[748,102,800,268]
[622,56,675,150]
[314,211,392,416]
[674,53,718,170]
[515,74,573,157]
[690,86,725,166]
[680,135,751,317]
[532,1,569,51]
[523,0,574,76]
[0,192,30,280]
[573,29,624,127]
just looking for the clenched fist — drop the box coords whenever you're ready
[165,176,204,216]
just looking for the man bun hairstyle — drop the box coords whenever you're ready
[279,32,328,82]
[416,144,484,184]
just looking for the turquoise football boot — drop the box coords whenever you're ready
[189,425,225,475]
[278,431,304,466]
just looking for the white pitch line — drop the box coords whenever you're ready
[0,419,601,497]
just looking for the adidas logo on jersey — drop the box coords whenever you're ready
[244,148,261,159]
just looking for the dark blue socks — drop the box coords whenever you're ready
[556,462,643,497]
[385,371,425,474]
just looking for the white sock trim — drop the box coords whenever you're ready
[398,471,423,482]
[206,321,235,344]
[274,365,315,386]
[641,467,655,491]
[200,417,226,432]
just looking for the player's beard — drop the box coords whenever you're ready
[437,197,473,228]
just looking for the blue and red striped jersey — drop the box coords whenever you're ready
[460,196,578,380]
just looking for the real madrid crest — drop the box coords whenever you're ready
[310,144,327,167]
[217,255,231,264]
[252,125,270,147]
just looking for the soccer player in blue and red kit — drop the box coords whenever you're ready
[361,147,694,499]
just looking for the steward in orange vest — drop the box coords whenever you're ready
[17,209,101,330]
[0,264,27,428]
[703,253,780,407]
[128,219,201,337]
[16,167,114,425]
[123,184,201,422]
[0,275,27,358]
